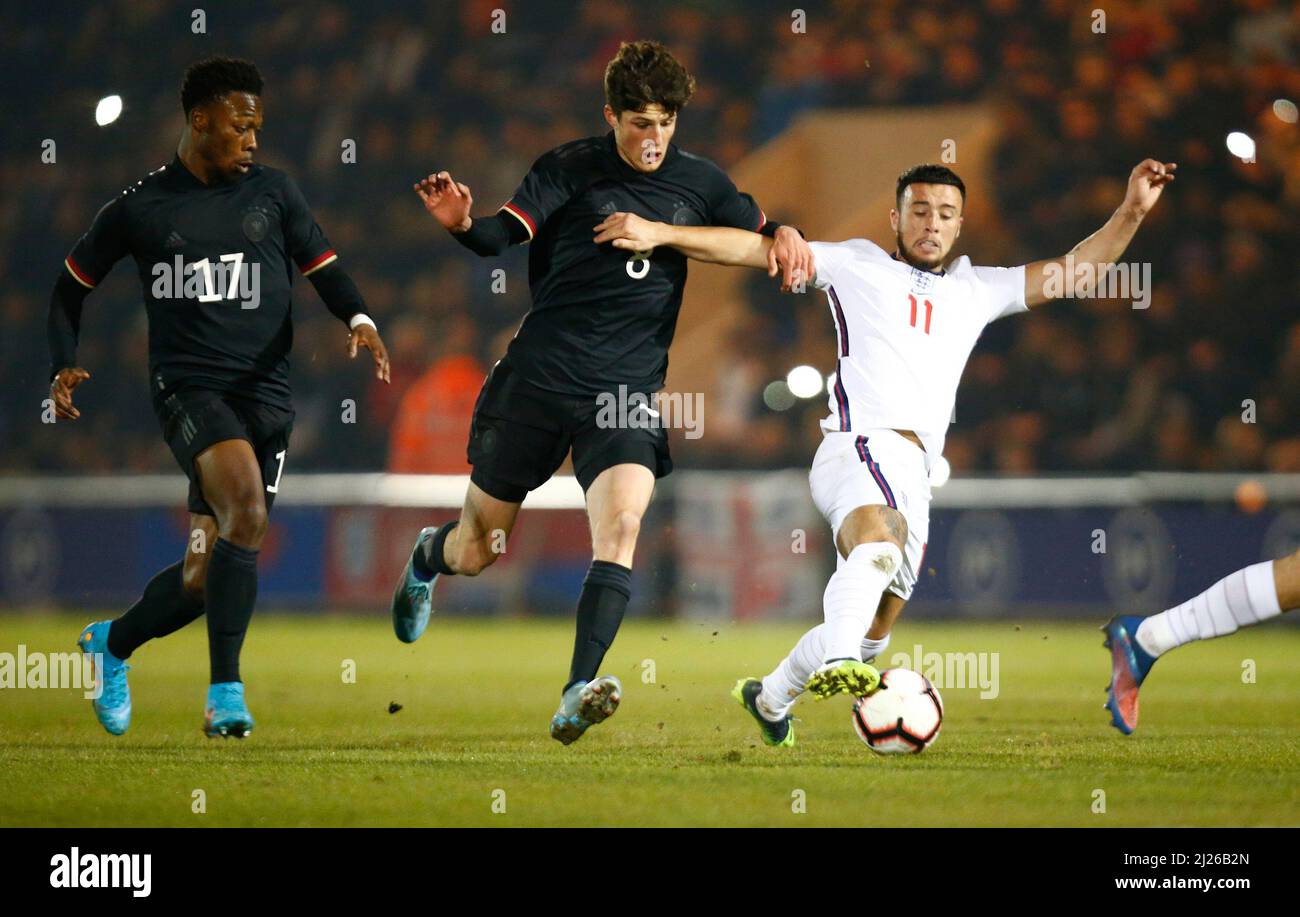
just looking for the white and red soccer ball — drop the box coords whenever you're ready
[851,668,944,755]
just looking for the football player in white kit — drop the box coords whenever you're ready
[596,158,1175,746]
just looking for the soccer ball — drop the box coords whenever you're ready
[851,668,944,755]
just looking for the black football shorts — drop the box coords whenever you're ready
[466,359,672,503]
[153,386,294,516]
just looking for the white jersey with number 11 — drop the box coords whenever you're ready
[809,238,1028,459]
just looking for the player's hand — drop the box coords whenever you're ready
[768,225,815,292]
[50,367,90,420]
[348,324,391,383]
[1124,160,1176,216]
[414,171,473,233]
[593,212,664,251]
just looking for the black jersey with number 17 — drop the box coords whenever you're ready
[497,132,770,396]
[62,155,340,407]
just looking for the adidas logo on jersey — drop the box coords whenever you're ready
[164,230,187,250]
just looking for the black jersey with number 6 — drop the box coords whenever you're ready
[61,155,340,406]
[497,132,770,396]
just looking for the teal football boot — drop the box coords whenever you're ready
[76,621,131,736]
[550,675,623,745]
[204,682,254,738]
[391,526,440,643]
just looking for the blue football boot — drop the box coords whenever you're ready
[391,526,440,643]
[76,621,131,736]
[550,676,623,745]
[204,682,254,738]
[1102,614,1158,735]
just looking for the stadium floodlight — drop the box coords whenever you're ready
[929,455,951,488]
[1225,131,1255,161]
[95,95,123,126]
[1274,99,1298,124]
[786,365,824,399]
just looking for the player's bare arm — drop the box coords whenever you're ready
[1023,159,1175,308]
[593,212,815,291]
[592,212,765,263]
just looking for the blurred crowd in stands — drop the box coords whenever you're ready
[2,0,1298,476]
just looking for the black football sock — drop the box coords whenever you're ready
[107,561,205,660]
[565,560,632,692]
[414,521,459,579]
[206,538,259,684]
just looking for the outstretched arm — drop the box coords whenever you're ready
[593,213,814,290]
[1023,159,1175,308]
[414,171,530,256]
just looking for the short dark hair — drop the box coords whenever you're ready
[896,164,966,209]
[181,56,263,116]
[604,41,695,116]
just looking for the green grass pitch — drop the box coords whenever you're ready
[1,614,1297,826]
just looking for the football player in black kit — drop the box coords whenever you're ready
[393,41,813,744]
[50,57,391,738]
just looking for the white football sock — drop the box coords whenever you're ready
[861,632,892,662]
[756,543,901,720]
[1135,560,1282,657]
[821,542,902,664]
[758,627,898,720]
[758,623,826,721]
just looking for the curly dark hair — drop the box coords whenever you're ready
[180,56,263,115]
[604,41,695,116]
[896,164,966,208]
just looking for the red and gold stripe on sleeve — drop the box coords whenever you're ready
[300,249,338,276]
[500,202,537,240]
[64,257,96,289]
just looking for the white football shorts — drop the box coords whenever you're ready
[808,428,931,601]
